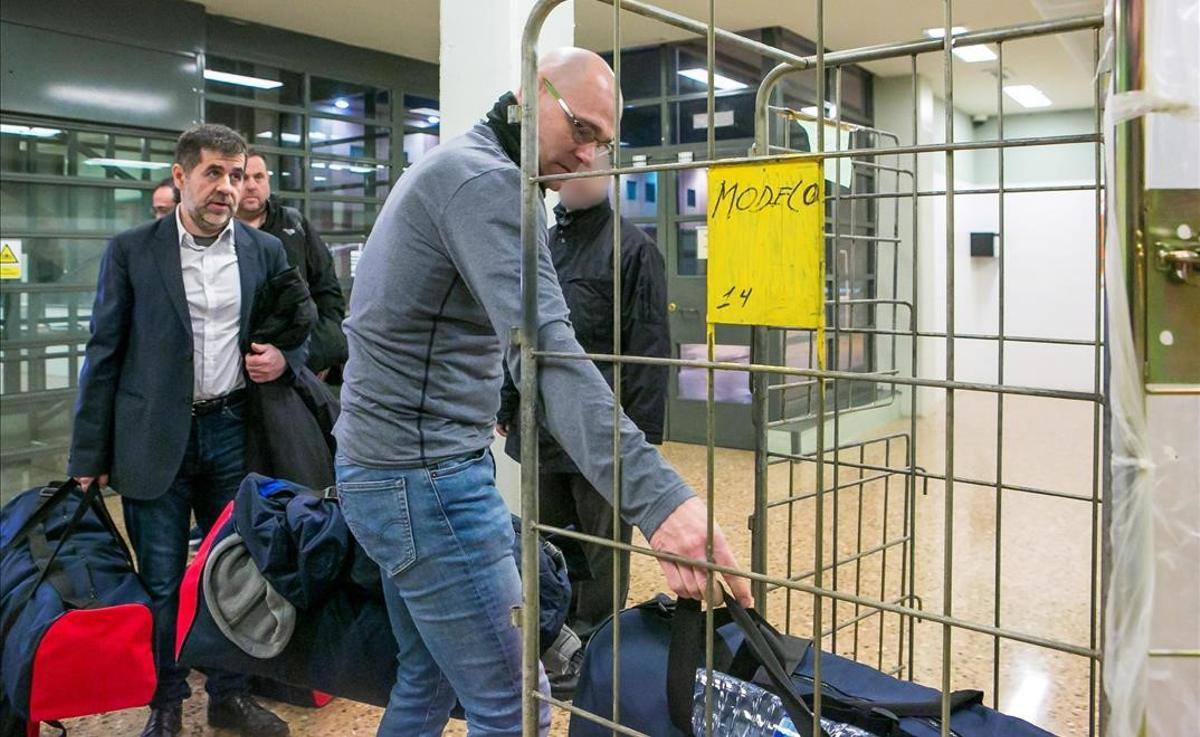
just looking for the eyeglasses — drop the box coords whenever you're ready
[543,78,614,159]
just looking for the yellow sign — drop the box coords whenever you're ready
[706,159,825,330]
[0,240,22,280]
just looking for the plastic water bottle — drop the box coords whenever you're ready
[692,669,875,737]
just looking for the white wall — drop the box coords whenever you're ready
[873,76,1102,412]
[952,110,1101,394]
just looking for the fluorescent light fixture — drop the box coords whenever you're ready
[801,103,838,119]
[408,107,440,117]
[311,161,327,169]
[309,131,328,141]
[46,85,170,114]
[334,98,350,109]
[203,69,283,90]
[84,158,171,170]
[313,176,327,182]
[924,26,967,38]
[428,115,440,124]
[257,131,304,144]
[953,45,997,63]
[0,124,62,138]
[1004,84,1052,108]
[677,68,747,91]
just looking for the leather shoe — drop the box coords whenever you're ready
[207,693,289,736]
[138,702,182,737]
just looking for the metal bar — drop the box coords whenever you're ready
[532,350,1104,402]
[941,3,957,730]
[703,2,718,733]
[837,182,1104,201]
[766,470,896,508]
[767,369,903,394]
[611,2,625,730]
[533,522,1104,660]
[992,38,1007,710]
[532,133,1102,184]
[812,3,827,727]
[766,536,912,590]
[808,325,1100,347]
[821,595,916,639]
[830,62,845,656]
[517,6,553,734]
[905,50,920,685]
[780,453,1098,504]
[1088,27,1104,737]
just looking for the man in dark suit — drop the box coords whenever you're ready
[68,124,296,737]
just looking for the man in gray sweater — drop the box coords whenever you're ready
[334,48,748,737]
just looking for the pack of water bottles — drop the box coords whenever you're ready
[692,669,874,737]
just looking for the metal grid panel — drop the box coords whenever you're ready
[517,3,1107,736]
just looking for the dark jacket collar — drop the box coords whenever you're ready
[484,91,522,166]
[553,199,612,243]
[259,195,284,233]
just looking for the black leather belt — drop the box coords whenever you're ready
[191,389,246,417]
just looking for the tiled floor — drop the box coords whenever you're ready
[51,392,1100,736]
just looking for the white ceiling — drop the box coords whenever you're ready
[195,0,1103,115]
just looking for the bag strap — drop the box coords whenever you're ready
[667,596,827,737]
[0,480,81,558]
[27,527,95,610]
[721,593,827,737]
[0,482,102,645]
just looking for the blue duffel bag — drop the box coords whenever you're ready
[571,592,1057,737]
[0,481,156,737]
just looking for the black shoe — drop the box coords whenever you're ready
[207,693,289,737]
[138,703,182,737]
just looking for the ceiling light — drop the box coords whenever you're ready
[1004,84,1053,108]
[203,69,283,90]
[83,158,171,170]
[334,98,350,110]
[0,124,62,138]
[313,176,327,182]
[924,26,968,38]
[409,107,440,117]
[428,115,440,124]
[677,68,747,91]
[953,45,998,63]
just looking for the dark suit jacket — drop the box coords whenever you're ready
[68,215,304,500]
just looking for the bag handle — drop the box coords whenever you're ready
[0,481,103,644]
[0,480,81,558]
[667,594,827,737]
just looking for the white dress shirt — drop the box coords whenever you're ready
[175,207,244,401]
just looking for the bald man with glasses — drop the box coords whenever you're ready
[334,48,749,737]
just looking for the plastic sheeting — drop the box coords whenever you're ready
[1101,1,1200,736]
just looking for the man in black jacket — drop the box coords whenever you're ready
[238,151,347,378]
[497,158,670,640]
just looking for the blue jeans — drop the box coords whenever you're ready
[336,449,551,737]
[121,397,249,707]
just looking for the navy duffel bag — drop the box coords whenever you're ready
[0,481,155,737]
[176,473,572,707]
[572,592,1057,737]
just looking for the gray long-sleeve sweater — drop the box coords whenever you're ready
[334,123,693,537]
